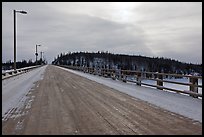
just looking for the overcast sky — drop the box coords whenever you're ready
[2,2,202,64]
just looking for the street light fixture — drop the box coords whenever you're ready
[13,10,27,70]
[19,11,27,14]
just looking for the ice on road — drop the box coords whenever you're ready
[2,65,47,118]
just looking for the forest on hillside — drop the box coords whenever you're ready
[52,51,202,76]
[2,59,47,70]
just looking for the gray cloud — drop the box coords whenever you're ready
[132,2,202,64]
[2,2,202,64]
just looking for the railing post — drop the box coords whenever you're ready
[102,69,104,76]
[136,72,141,86]
[103,69,106,77]
[84,67,86,73]
[157,74,163,90]
[111,70,116,80]
[101,69,104,76]
[142,71,146,79]
[88,68,90,73]
[93,68,96,75]
[87,67,89,73]
[118,69,121,80]
[122,71,127,82]
[189,77,198,98]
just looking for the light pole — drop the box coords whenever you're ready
[40,51,44,64]
[13,10,27,70]
[35,44,41,64]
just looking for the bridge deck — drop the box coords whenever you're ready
[2,65,202,135]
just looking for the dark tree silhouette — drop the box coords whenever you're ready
[52,51,202,76]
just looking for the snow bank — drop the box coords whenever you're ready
[2,65,47,118]
[56,65,202,123]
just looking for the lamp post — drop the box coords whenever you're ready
[40,51,44,64]
[35,44,41,64]
[13,10,27,70]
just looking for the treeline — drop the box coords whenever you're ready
[52,51,202,75]
[2,59,47,70]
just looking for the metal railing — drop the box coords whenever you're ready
[59,65,202,98]
[2,65,42,80]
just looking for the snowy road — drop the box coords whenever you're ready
[2,65,47,119]
[56,65,202,123]
[2,65,201,135]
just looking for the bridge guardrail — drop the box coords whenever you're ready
[59,65,202,98]
[2,65,43,80]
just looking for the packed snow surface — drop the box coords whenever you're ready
[56,65,202,123]
[2,65,47,118]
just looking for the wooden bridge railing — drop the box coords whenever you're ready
[59,65,202,98]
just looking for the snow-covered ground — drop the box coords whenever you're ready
[56,65,202,123]
[2,65,47,119]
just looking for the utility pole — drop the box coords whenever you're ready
[40,51,42,60]
[13,10,27,70]
[40,51,44,64]
[14,10,16,70]
[35,44,41,64]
